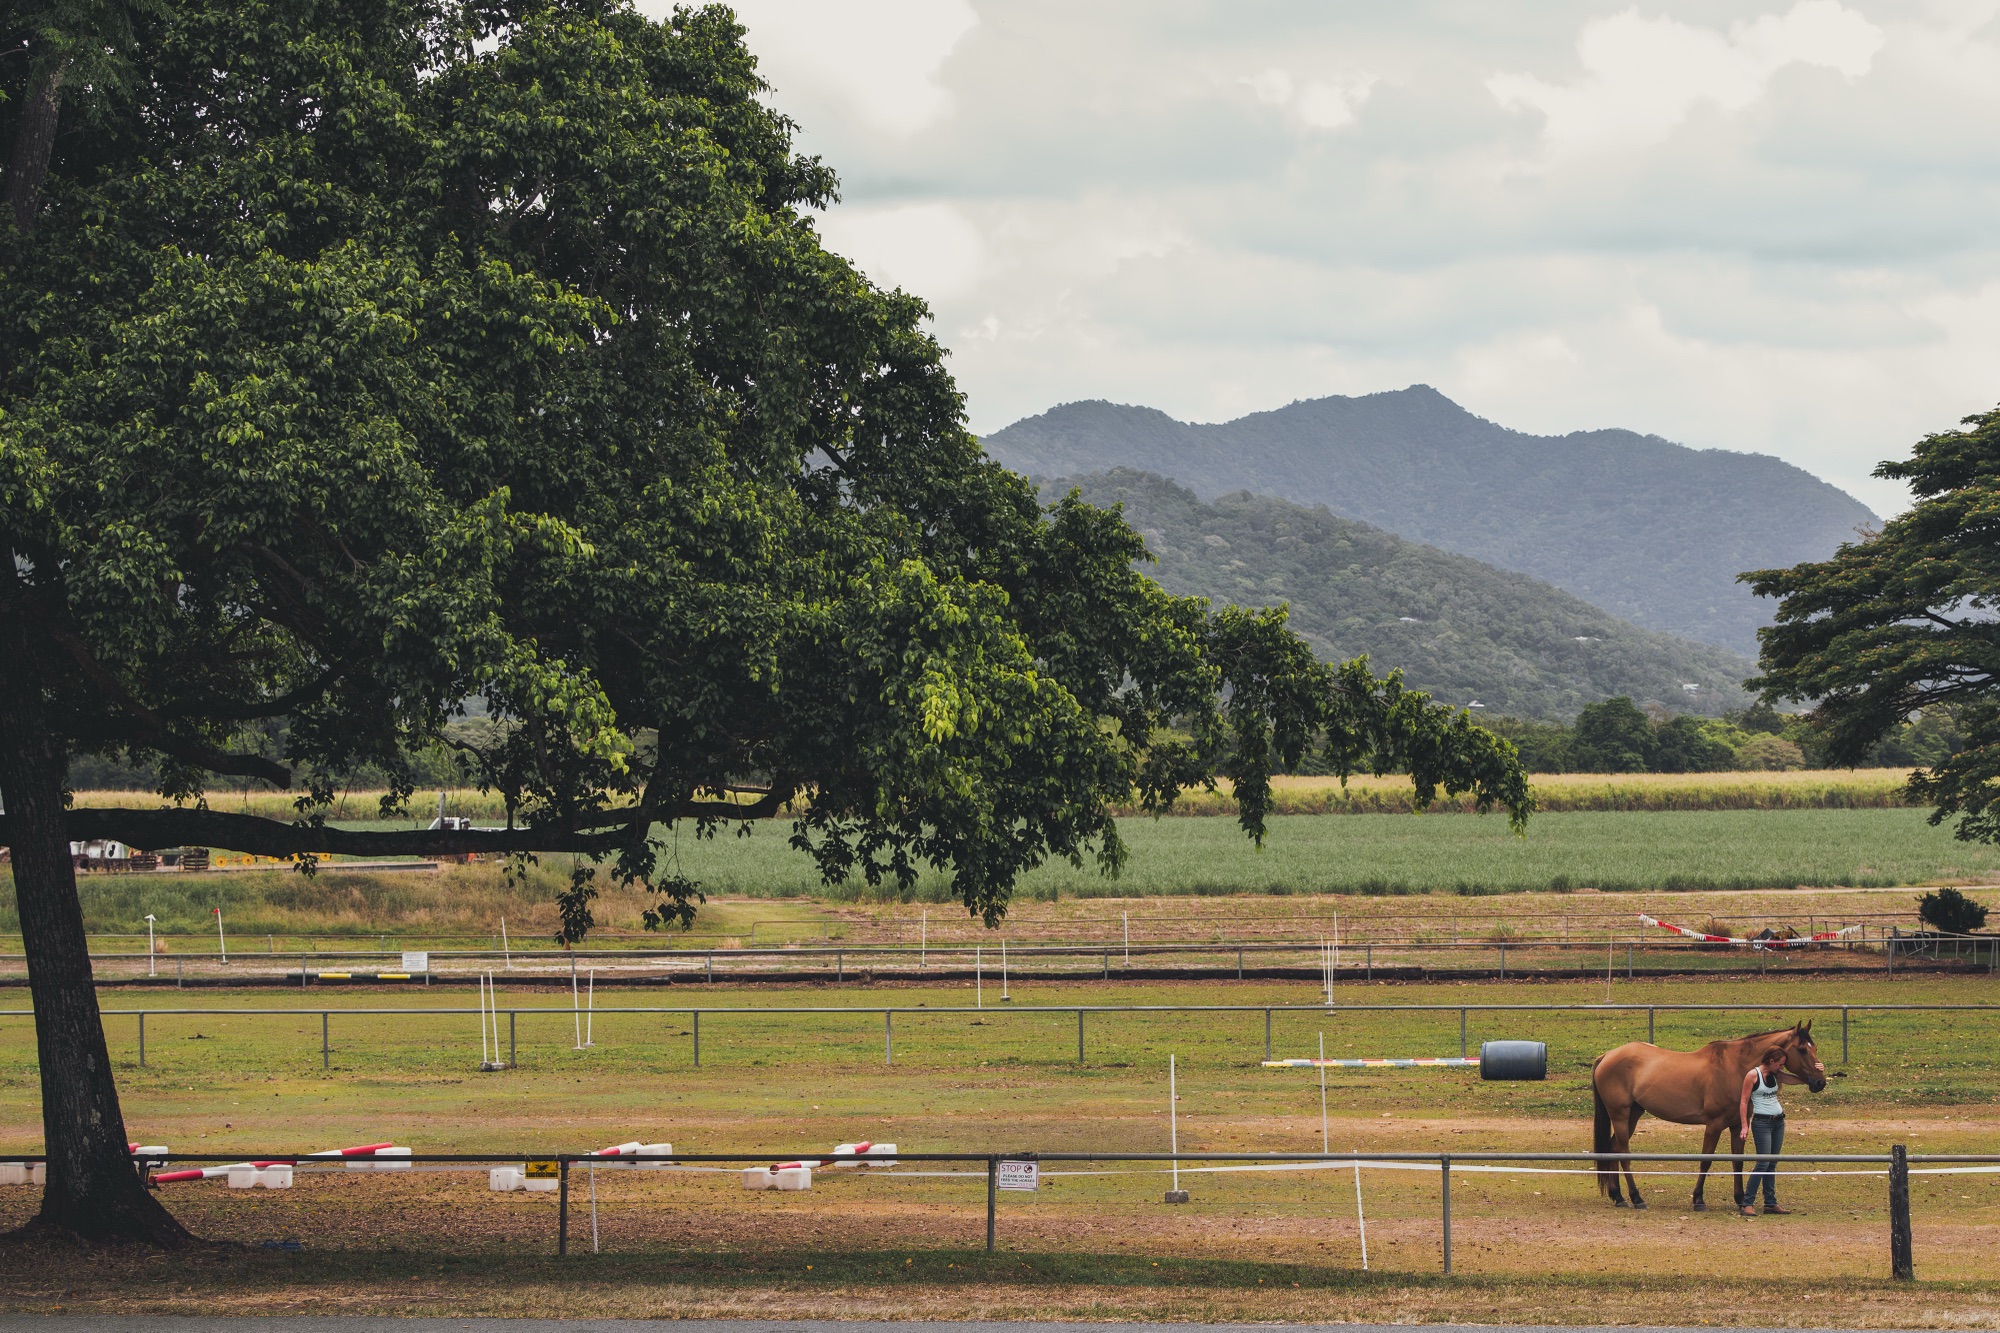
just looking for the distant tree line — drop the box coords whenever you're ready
[1476,700,1965,775]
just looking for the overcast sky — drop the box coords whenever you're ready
[658,0,2000,515]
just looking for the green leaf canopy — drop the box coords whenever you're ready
[1747,404,2000,839]
[3,0,1528,932]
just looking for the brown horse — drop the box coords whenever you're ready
[1591,1020,1826,1210]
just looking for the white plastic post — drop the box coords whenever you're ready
[976,946,983,1008]
[1169,1054,1180,1194]
[145,914,156,978]
[1318,1032,1329,1154]
[1123,912,1129,966]
[479,973,491,1066]
[501,917,511,970]
[1001,938,1009,1001]
[213,907,227,965]
[572,968,584,1050]
[1353,1147,1369,1271]
[585,969,595,1047]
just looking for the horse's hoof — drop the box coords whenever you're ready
[1632,1199,1648,1210]
[1613,1198,1629,1209]
[1691,1199,1706,1212]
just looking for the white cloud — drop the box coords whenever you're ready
[1489,2,1885,159]
[816,202,988,300]
[1241,67,1378,130]
[716,0,2000,519]
[709,0,978,137]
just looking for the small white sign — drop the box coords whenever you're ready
[997,1160,1039,1191]
[401,951,430,973]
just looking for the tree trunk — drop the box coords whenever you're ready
[4,60,67,235]
[0,693,191,1245]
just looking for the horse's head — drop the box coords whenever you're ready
[1785,1020,1827,1092]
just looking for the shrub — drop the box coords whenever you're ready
[1918,886,1989,934]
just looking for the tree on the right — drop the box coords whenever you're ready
[1745,404,2000,839]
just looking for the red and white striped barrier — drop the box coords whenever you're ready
[590,1140,672,1169]
[153,1141,405,1188]
[748,1140,899,1190]
[1638,914,1860,950]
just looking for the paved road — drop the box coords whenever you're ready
[0,1312,1920,1320]
[0,1322,1929,1333]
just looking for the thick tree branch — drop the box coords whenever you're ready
[0,792,797,857]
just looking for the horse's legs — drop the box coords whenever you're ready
[1606,1114,1628,1208]
[1621,1107,1646,1209]
[1731,1125,1747,1209]
[1692,1123,1723,1211]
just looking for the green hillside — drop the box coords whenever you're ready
[987,387,1878,656]
[1056,469,1754,720]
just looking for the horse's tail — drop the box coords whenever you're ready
[1591,1056,1615,1196]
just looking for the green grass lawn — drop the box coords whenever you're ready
[663,807,2000,898]
[2,975,1997,1296]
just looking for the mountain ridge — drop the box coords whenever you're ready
[1050,469,1755,721]
[986,386,1877,655]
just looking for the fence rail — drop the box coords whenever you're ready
[5,929,1992,986]
[6,1000,1994,1070]
[0,1145,1970,1278]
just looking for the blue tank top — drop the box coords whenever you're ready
[1750,1068,1783,1116]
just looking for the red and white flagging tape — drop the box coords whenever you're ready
[1637,914,1861,950]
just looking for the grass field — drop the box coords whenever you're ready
[1,976,1996,1286]
[3,973,1998,1319]
[12,808,1998,951]
[65,768,1920,824]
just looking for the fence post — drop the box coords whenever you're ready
[1237,946,1243,980]
[1265,1009,1272,1063]
[510,1011,517,1068]
[1647,1008,1654,1044]
[838,951,843,982]
[1889,1144,1913,1279]
[1366,944,1373,980]
[693,1011,701,1068]
[986,1156,998,1253]
[1842,1007,1849,1064]
[1499,943,1506,979]
[176,957,183,988]
[138,1012,146,1068]
[1077,1010,1084,1064]
[1102,947,1108,979]
[322,1012,330,1070]
[1626,944,1633,980]
[885,1010,892,1066]
[1441,1153,1452,1275]
[706,952,712,983]
[1459,1008,1466,1058]
[558,1157,571,1257]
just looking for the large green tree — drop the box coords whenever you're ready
[1747,404,2000,832]
[1,0,1530,1244]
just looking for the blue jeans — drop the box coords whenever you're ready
[1747,1113,1785,1207]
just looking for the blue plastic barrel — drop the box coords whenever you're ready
[1478,1040,1548,1081]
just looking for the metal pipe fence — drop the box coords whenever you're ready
[0,1145,1975,1278]
[9,1000,1997,1070]
[4,929,1991,986]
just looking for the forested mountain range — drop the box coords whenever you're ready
[987,387,1878,656]
[1053,470,1755,721]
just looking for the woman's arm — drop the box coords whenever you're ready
[1738,1068,1758,1128]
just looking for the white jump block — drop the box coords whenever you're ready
[0,1163,26,1186]
[489,1167,525,1192]
[741,1167,774,1190]
[773,1166,812,1191]
[523,1177,558,1193]
[226,1164,293,1189]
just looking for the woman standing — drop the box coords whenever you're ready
[1738,1045,1805,1215]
